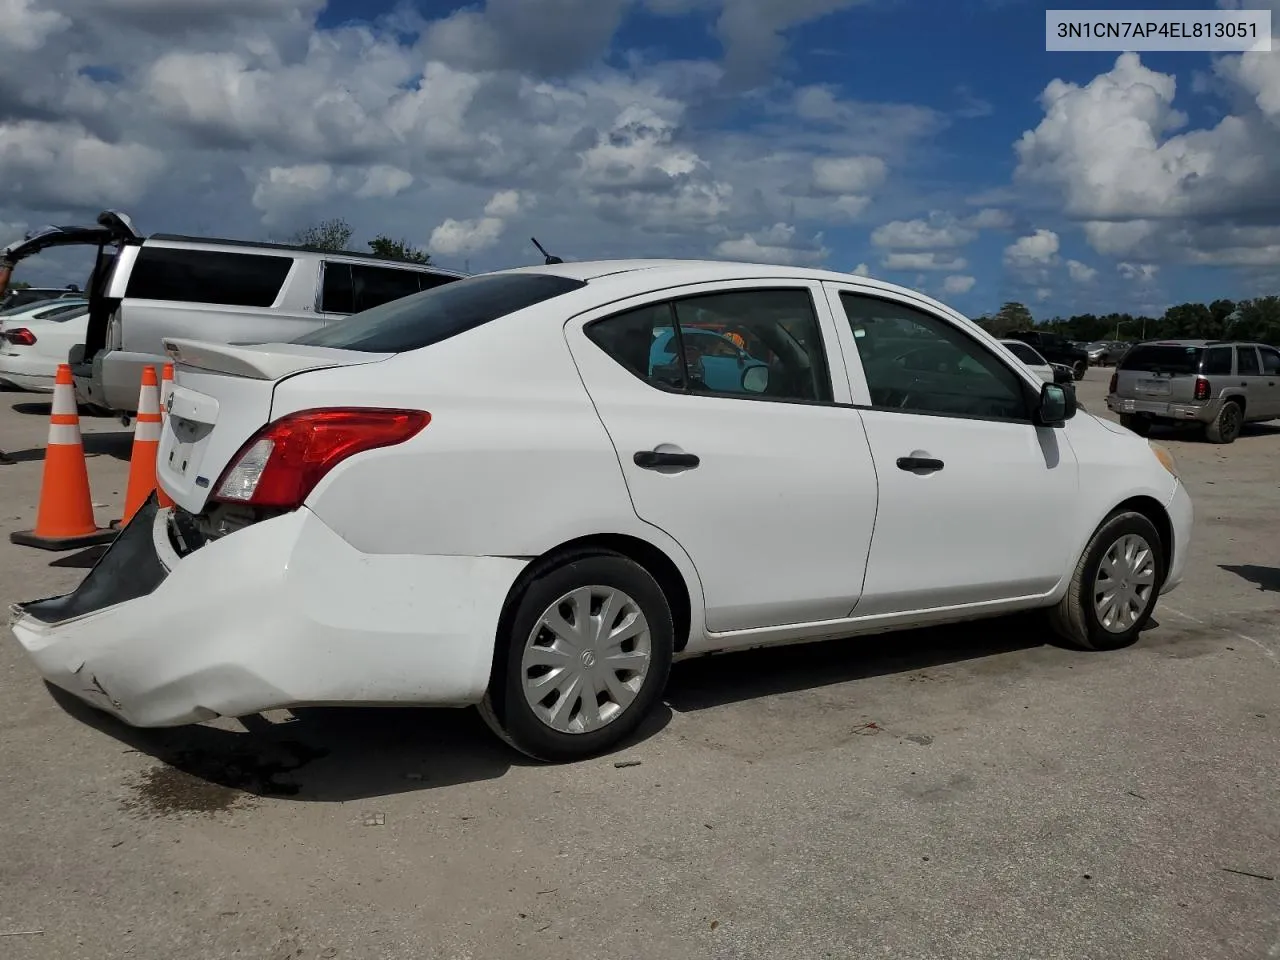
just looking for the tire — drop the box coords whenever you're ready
[1072,361,1087,381]
[1050,511,1165,651]
[1119,414,1151,437]
[479,550,674,762]
[1204,400,1243,444]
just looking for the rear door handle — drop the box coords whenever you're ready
[634,450,700,469]
[896,456,944,472]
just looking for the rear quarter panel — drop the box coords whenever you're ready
[273,315,706,616]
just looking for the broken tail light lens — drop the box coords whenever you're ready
[1193,377,1211,401]
[213,408,430,509]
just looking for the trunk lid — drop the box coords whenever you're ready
[157,338,392,513]
[1112,342,1204,404]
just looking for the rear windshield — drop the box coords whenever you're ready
[1119,344,1202,374]
[293,273,587,353]
[1003,342,1043,364]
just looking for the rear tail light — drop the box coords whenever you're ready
[4,327,36,346]
[213,408,430,509]
[1108,372,1117,394]
[1193,377,1211,401]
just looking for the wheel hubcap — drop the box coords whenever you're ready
[521,585,652,734]
[1224,406,1241,436]
[1093,533,1156,634]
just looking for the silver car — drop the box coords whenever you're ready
[1107,339,1280,443]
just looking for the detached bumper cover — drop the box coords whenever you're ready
[10,502,529,727]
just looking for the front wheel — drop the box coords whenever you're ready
[1072,361,1088,381]
[479,551,674,762]
[1050,511,1165,651]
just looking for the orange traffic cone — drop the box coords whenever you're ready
[10,365,116,550]
[156,363,175,509]
[120,366,163,525]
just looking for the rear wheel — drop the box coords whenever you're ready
[1205,400,1243,444]
[1050,511,1164,651]
[479,551,674,762]
[1072,361,1088,381]
[1119,414,1151,437]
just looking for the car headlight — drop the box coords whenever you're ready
[1149,440,1178,478]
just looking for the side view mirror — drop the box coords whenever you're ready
[1037,382,1076,426]
[742,365,769,394]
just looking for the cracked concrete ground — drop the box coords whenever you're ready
[1,369,1277,960]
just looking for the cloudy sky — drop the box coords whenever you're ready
[4,0,1280,318]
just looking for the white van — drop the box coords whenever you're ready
[2,211,466,414]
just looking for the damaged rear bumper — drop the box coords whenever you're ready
[10,499,529,727]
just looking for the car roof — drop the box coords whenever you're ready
[493,259,972,319]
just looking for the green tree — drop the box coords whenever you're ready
[367,235,431,264]
[987,301,1033,336]
[1232,296,1280,345]
[290,218,353,252]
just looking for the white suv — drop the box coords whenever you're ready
[2,211,465,414]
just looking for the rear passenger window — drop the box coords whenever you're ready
[1202,347,1233,375]
[126,248,293,307]
[586,288,833,403]
[1237,347,1261,376]
[352,265,426,312]
[320,262,355,313]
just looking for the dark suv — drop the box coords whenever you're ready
[1006,330,1089,380]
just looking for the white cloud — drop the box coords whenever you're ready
[484,190,525,218]
[871,215,976,249]
[811,156,887,195]
[882,251,967,271]
[1066,259,1097,283]
[1117,262,1160,283]
[714,222,829,265]
[355,166,414,200]
[1035,288,1052,302]
[428,217,506,257]
[851,262,871,277]
[942,274,976,294]
[0,120,164,208]
[967,207,1014,230]
[1004,229,1060,268]
[0,0,70,51]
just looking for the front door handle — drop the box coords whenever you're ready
[634,450,700,469]
[896,456,944,472]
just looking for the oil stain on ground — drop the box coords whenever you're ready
[121,740,329,818]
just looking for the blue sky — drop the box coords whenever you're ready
[3,0,1279,320]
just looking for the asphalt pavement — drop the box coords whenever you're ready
[0,369,1276,960]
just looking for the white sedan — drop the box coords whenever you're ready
[11,261,1193,761]
[0,299,88,392]
[1000,338,1056,382]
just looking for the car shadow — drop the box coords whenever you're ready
[1219,563,1279,593]
[666,613,1055,712]
[43,612,1138,806]
[0,429,133,463]
[46,684,674,805]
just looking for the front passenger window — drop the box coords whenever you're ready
[841,293,1029,420]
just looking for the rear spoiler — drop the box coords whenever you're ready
[163,338,391,381]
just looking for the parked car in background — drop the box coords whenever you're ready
[1107,339,1280,443]
[1006,330,1089,380]
[1088,341,1131,366]
[0,301,89,392]
[1000,338,1057,383]
[0,285,82,312]
[1,211,467,415]
[12,260,1192,761]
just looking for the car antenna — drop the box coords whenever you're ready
[531,237,563,265]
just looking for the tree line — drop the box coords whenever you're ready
[974,298,1280,346]
[288,218,433,265]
